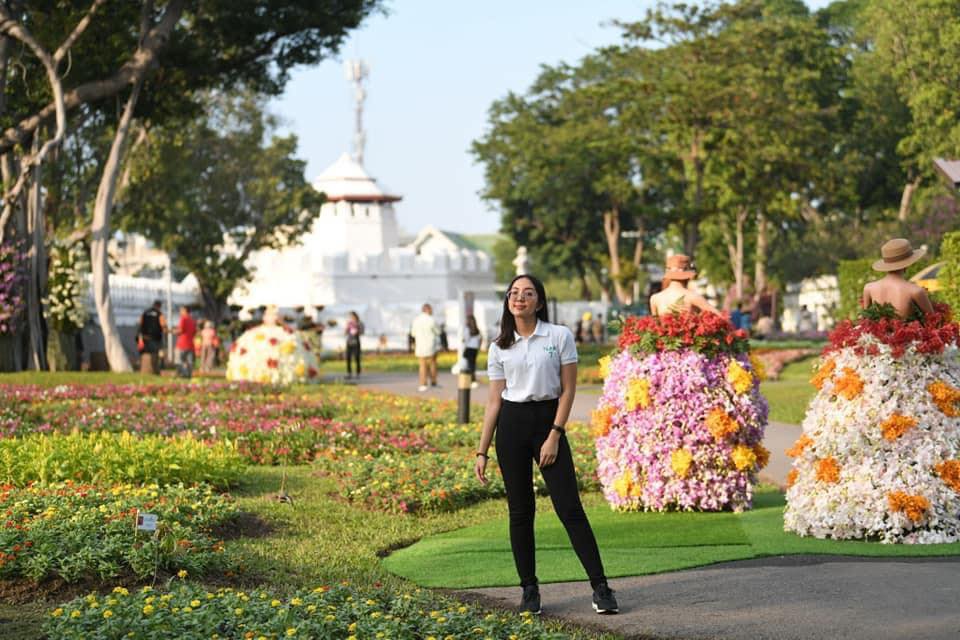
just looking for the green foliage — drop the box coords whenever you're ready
[0,432,244,489]
[938,230,960,312]
[836,258,876,321]
[0,483,234,583]
[118,91,323,321]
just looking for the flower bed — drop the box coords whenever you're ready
[45,583,564,640]
[785,307,960,543]
[0,483,234,583]
[0,432,244,488]
[595,312,768,511]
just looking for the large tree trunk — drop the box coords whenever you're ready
[898,176,922,222]
[602,208,628,304]
[91,81,144,372]
[683,131,705,256]
[754,210,769,303]
[25,134,46,370]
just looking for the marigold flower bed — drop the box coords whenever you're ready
[44,583,565,640]
[0,483,235,584]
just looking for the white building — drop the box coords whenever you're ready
[230,152,497,351]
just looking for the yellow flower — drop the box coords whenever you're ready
[294,362,306,377]
[271,599,282,607]
[182,607,192,614]
[178,569,188,579]
[103,610,113,619]
[113,587,129,596]
[286,629,297,637]
[142,604,155,615]
[234,608,244,616]
[613,469,642,498]
[731,444,757,471]
[705,407,740,440]
[290,598,303,606]
[71,610,81,619]
[190,599,201,608]
[625,378,651,411]
[748,352,766,381]
[671,449,694,478]
[51,608,64,618]
[254,332,265,341]
[726,360,753,394]
[598,355,612,379]
[590,405,616,438]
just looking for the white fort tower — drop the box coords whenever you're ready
[231,60,496,348]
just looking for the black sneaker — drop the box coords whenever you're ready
[520,584,541,615]
[592,582,619,614]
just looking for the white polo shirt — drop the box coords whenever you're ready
[487,320,578,402]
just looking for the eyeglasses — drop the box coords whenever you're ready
[506,290,538,301]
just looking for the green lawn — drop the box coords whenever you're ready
[760,356,818,424]
[383,487,960,589]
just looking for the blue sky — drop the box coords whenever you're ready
[271,1,834,238]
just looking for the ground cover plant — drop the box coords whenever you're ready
[0,483,234,583]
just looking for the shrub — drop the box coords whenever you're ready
[939,230,960,312]
[836,258,875,321]
[45,583,567,640]
[0,432,244,488]
[0,483,234,583]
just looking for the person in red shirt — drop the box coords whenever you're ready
[174,306,197,378]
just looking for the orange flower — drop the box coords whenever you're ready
[880,414,918,442]
[928,380,960,417]
[590,405,616,438]
[753,443,770,469]
[832,367,864,400]
[786,468,799,488]
[887,491,930,523]
[935,460,960,493]
[705,407,740,440]
[815,457,840,483]
[810,358,836,390]
[786,434,813,458]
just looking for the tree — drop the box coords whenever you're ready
[118,91,323,322]
[0,0,383,371]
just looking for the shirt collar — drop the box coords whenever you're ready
[514,319,548,340]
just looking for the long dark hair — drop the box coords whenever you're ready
[466,314,480,336]
[495,274,549,350]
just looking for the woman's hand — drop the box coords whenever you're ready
[539,433,560,468]
[475,455,488,485]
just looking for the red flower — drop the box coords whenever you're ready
[307,367,318,378]
[268,338,278,346]
[824,303,958,358]
[266,358,278,369]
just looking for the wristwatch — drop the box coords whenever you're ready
[551,424,566,435]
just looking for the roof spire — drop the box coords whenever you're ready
[345,59,369,166]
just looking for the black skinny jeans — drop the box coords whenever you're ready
[346,342,361,375]
[495,398,606,588]
[463,347,479,381]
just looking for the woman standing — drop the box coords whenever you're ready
[649,254,721,317]
[345,311,364,379]
[461,314,482,389]
[474,274,618,616]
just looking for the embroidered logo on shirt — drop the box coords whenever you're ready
[543,344,559,358]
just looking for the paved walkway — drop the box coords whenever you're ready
[355,372,960,640]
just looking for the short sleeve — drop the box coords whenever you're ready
[487,343,505,380]
[559,326,578,365]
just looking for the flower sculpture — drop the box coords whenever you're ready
[594,312,768,512]
[226,323,320,385]
[785,303,960,543]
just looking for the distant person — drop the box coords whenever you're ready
[730,304,744,331]
[411,303,440,391]
[581,312,594,343]
[439,322,449,352]
[137,299,166,374]
[574,319,584,344]
[174,306,197,378]
[797,306,815,333]
[461,314,482,389]
[590,313,604,345]
[200,320,218,373]
[345,311,364,379]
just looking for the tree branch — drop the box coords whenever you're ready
[53,0,108,65]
